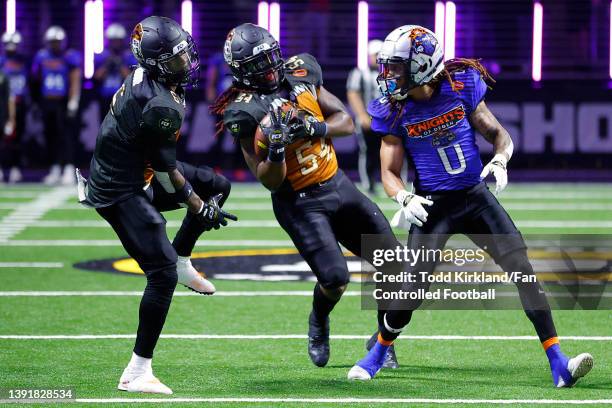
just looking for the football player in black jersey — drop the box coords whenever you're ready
[78,16,236,394]
[211,23,400,369]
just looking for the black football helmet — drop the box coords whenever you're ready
[130,16,200,87]
[223,23,284,93]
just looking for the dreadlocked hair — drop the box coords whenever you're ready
[209,83,255,137]
[431,58,495,92]
[388,58,495,128]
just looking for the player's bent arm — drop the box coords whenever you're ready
[469,101,513,160]
[380,135,407,199]
[239,136,287,191]
[317,85,355,137]
[150,137,205,214]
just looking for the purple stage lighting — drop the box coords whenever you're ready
[269,2,280,43]
[435,1,445,52]
[181,0,192,35]
[84,0,104,79]
[258,2,269,30]
[6,0,16,34]
[532,1,543,81]
[357,1,368,70]
[444,1,456,60]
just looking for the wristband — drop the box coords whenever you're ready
[267,143,285,163]
[310,121,328,138]
[491,153,508,169]
[394,190,412,206]
[176,180,194,202]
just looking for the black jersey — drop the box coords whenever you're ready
[223,53,339,191]
[86,67,185,207]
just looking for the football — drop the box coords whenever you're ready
[253,101,300,159]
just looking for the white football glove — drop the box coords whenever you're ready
[480,153,508,195]
[390,190,433,229]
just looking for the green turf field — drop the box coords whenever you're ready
[0,182,610,407]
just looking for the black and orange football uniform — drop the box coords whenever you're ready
[223,54,396,289]
[224,53,339,192]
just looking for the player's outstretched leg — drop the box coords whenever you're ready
[498,249,594,387]
[172,164,232,295]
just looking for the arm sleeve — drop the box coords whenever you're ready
[346,68,363,92]
[141,104,182,171]
[464,68,487,114]
[223,109,259,140]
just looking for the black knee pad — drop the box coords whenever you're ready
[212,174,231,206]
[319,266,350,291]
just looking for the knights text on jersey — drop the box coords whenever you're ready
[369,67,487,192]
[223,53,338,192]
[86,67,185,207]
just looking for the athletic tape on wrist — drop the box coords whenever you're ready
[267,144,285,163]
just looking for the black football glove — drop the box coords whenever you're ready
[261,105,295,146]
[287,113,327,140]
[196,193,238,231]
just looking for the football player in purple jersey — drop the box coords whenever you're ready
[347,25,593,388]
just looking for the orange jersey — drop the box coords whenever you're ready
[283,89,338,190]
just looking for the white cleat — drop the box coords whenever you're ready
[566,353,594,386]
[8,167,22,184]
[43,165,62,185]
[61,164,76,185]
[347,365,372,381]
[118,371,172,395]
[177,256,215,295]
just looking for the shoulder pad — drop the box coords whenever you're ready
[142,106,182,138]
[284,53,322,88]
[367,96,392,119]
[223,105,260,139]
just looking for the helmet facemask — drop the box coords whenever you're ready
[157,37,200,87]
[235,44,284,92]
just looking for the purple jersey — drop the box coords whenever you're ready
[369,67,487,192]
[94,50,137,97]
[32,48,81,98]
[0,54,28,99]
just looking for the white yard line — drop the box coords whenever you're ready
[0,262,64,268]
[0,186,75,242]
[64,397,612,405]
[0,334,609,341]
[14,219,612,229]
[2,198,612,212]
[0,239,296,247]
[0,290,350,297]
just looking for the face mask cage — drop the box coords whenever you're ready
[237,44,284,91]
[158,40,201,87]
[376,56,421,99]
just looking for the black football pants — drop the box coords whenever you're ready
[382,182,557,343]
[96,162,231,358]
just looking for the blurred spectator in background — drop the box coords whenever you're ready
[31,26,81,185]
[94,23,136,116]
[346,39,382,195]
[0,68,15,183]
[206,51,246,178]
[0,31,27,183]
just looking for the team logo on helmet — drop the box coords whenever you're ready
[131,23,144,60]
[409,28,437,56]
[223,29,235,64]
